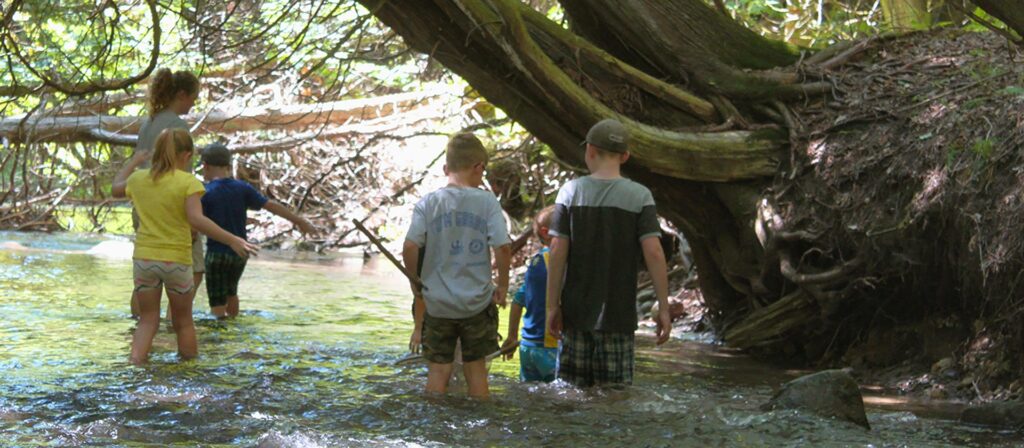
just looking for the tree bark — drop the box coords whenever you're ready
[972,1,1024,38]
[360,0,790,337]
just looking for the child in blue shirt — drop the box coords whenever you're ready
[502,205,559,382]
[199,142,318,319]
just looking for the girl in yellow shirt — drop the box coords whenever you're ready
[112,128,258,365]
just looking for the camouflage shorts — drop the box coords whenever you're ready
[422,304,499,364]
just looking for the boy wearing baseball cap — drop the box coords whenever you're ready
[545,118,672,387]
[199,142,318,318]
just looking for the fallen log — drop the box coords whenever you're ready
[0,89,448,145]
[722,290,818,348]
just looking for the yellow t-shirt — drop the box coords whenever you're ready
[126,169,205,264]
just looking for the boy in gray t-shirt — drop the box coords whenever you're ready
[403,133,511,399]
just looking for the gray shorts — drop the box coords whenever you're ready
[192,236,205,274]
[133,259,194,295]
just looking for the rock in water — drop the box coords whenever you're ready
[960,402,1024,428]
[763,369,870,429]
[85,240,133,259]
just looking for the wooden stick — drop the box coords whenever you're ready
[351,219,426,291]
[393,340,520,365]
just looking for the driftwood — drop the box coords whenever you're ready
[351,219,426,291]
[723,290,818,348]
[393,340,520,365]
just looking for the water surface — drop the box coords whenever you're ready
[0,232,1020,447]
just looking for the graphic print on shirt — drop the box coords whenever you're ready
[405,187,511,319]
[431,211,489,265]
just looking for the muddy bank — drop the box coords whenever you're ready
[743,29,1024,400]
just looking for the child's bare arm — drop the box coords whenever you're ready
[263,201,318,236]
[641,237,671,345]
[402,240,423,298]
[403,240,425,353]
[492,244,511,307]
[545,236,570,340]
[502,303,523,360]
[410,295,425,354]
[110,151,149,198]
[185,194,259,258]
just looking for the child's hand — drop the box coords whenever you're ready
[546,307,563,340]
[230,238,260,259]
[492,286,508,308]
[500,337,518,361]
[296,219,319,237]
[409,328,422,354]
[655,305,672,345]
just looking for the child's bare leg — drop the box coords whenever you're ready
[226,295,240,318]
[130,290,140,318]
[129,288,162,364]
[167,288,198,360]
[192,272,203,297]
[426,362,454,394]
[169,272,203,322]
[210,305,227,318]
[463,359,490,399]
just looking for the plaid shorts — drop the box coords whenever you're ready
[204,251,247,307]
[422,304,499,364]
[558,327,635,387]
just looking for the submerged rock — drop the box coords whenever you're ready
[763,369,870,429]
[960,401,1024,428]
[85,240,133,259]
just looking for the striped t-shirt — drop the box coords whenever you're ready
[550,176,660,333]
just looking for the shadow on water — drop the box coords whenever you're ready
[1,231,1022,447]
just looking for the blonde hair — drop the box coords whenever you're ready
[150,129,194,181]
[533,205,556,237]
[148,68,200,115]
[446,133,488,171]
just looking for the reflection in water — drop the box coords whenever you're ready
[1,232,1022,446]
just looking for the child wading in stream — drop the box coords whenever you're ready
[546,118,672,387]
[112,129,258,364]
[402,132,511,399]
[199,142,318,318]
[129,68,205,321]
[501,205,560,382]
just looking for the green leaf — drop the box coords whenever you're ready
[1000,86,1024,97]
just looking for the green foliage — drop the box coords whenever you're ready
[999,86,1024,98]
[714,0,886,48]
[970,138,995,160]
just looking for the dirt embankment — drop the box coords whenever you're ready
[775,29,1024,401]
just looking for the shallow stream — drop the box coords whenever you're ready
[1,231,1020,447]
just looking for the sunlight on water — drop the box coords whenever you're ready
[1,231,1022,446]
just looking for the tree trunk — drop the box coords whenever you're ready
[881,0,932,31]
[360,0,801,338]
[972,0,1024,38]
[360,0,1024,370]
